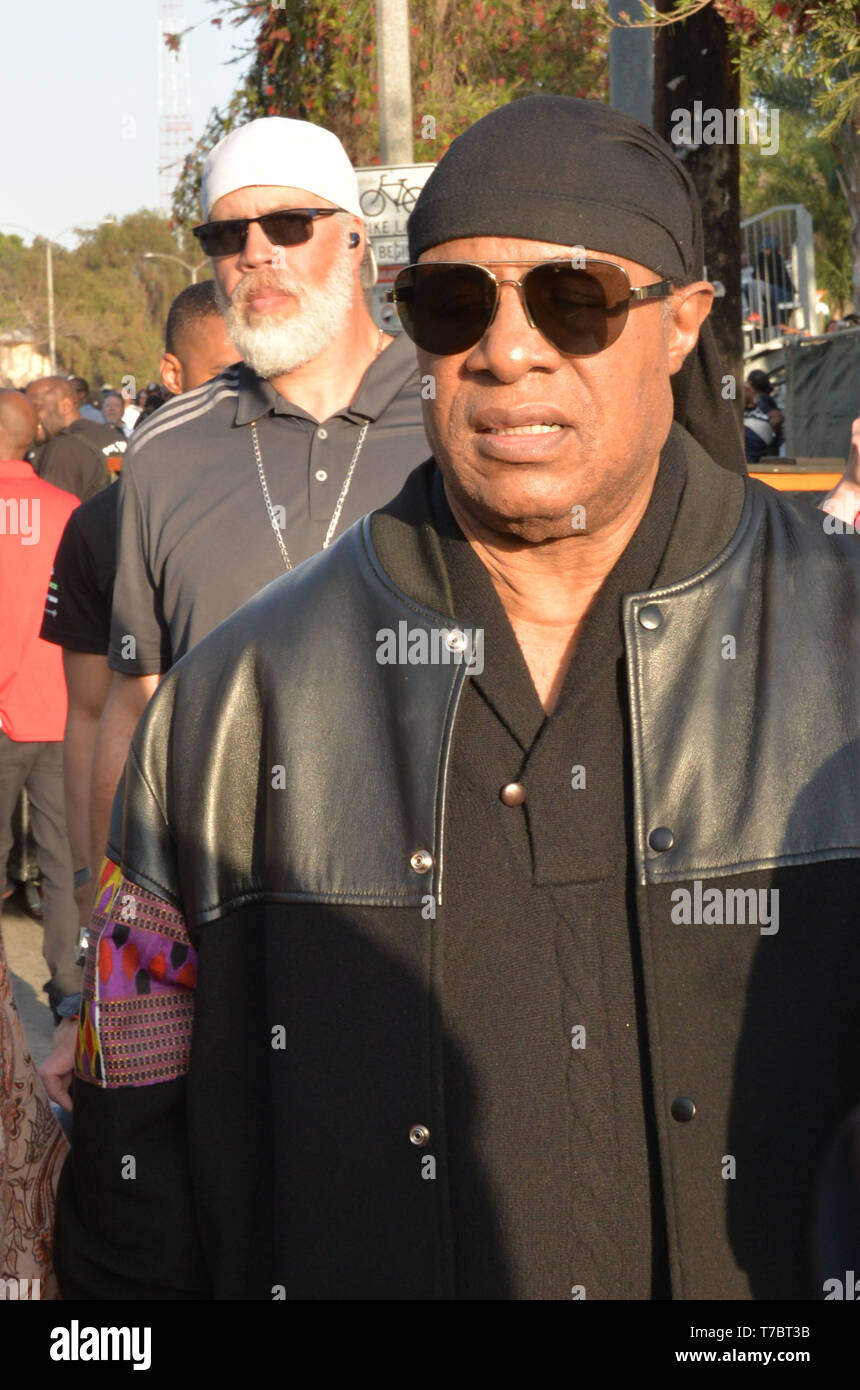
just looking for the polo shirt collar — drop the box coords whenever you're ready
[233,331,419,428]
[0,459,37,480]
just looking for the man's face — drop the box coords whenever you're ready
[102,394,125,425]
[416,236,713,544]
[206,184,358,378]
[25,382,65,442]
[160,313,238,395]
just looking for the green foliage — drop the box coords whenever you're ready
[172,0,610,226]
[620,0,860,309]
[739,70,854,315]
[0,212,196,388]
[621,0,860,138]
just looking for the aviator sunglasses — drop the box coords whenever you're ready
[192,207,340,258]
[386,259,674,357]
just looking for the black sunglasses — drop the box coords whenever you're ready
[192,207,340,258]
[386,259,674,357]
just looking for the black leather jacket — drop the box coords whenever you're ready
[116,429,860,920]
[59,427,860,1301]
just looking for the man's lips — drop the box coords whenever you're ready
[472,404,573,436]
[482,423,564,436]
[244,288,295,309]
[472,406,573,461]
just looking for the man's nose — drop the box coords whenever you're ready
[239,219,279,269]
[464,280,561,380]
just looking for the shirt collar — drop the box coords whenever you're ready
[0,459,37,480]
[233,331,419,428]
[369,422,746,619]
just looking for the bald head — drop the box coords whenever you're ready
[0,390,38,459]
[26,375,80,442]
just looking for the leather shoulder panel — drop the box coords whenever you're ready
[626,481,860,884]
[121,519,476,924]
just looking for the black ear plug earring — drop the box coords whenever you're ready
[349,232,360,247]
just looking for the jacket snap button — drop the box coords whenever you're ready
[500,782,526,807]
[671,1096,696,1122]
[410,850,433,874]
[445,628,468,654]
[649,826,674,852]
[638,604,663,630]
[409,1124,430,1146]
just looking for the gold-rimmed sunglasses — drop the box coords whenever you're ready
[386,258,674,356]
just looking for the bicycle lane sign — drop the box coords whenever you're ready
[355,163,436,329]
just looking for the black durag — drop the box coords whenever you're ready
[407,95,746,475]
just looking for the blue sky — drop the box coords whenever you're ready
[0,0,247,247]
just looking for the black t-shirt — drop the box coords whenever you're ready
[40,481,118,655]
[36,418,125,501]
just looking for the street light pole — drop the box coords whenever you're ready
[46,241,56,372]
[142,251,207,283]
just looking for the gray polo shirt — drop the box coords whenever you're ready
[109,333,429,674]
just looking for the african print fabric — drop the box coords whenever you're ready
[75,857,197,1090]
[0,927,67,1298]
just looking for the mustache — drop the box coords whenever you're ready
[229,270,304,307]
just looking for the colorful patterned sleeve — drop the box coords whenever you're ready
[75,856,198,1090]
[55,679,208,1298]
[55,853,207,1298]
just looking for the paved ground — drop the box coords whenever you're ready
[2,887,56,1068]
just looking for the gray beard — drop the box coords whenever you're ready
[215,243,355,379]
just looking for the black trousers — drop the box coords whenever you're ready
[0,732,79,1004]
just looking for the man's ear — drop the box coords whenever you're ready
[160,352,184,396]
[665,281,714,374]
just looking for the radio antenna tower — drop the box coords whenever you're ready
[158,0,194,214]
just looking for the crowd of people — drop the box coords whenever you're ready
[2,96,860,1303]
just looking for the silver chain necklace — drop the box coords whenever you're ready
[252,327,385,572]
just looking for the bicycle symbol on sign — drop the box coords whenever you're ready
[360,175,424,217]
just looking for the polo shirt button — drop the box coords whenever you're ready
[500,782,526,807]
[315,469,328,482]
[409,1124,430,1146]
[444,628,468,654]
[671,1096,696,1122]
[410,850,433,874]
[638,604,663,630]
[317,427,328,440]
[649,826,674,852]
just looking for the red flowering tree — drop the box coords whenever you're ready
[171,0,610,223]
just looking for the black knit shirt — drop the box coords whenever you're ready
[433,450,686,1300]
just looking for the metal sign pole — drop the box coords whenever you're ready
[376,0,414,166]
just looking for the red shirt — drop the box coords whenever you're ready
[0,460,78,741]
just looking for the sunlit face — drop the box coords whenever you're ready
[206,185,359,377]
[415,236,711,544]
